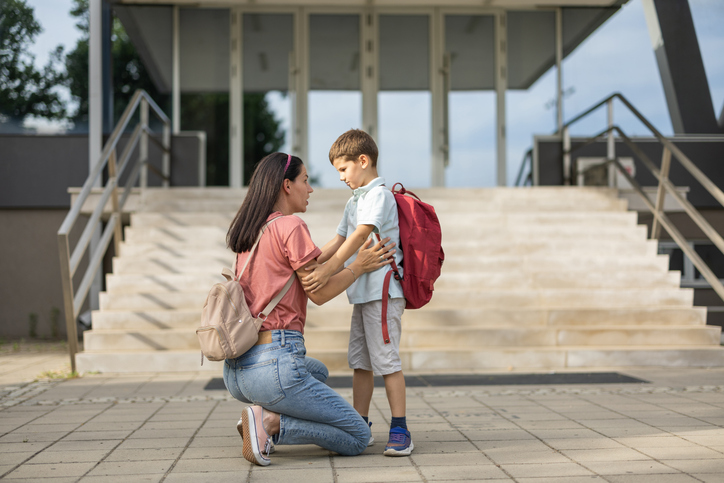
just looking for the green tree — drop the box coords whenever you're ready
[65,0,166,126]
[243,93,285,184]
[0,0,66,126]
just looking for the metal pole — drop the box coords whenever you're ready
[107,149,122,256]
[652,147,671,239]
[163,119,171,188]
[140,98,149,188]
[57,234,78,373]
[563,126,571,185]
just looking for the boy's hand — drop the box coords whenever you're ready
[302,263,334,293]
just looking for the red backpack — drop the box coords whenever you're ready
[377,183,445,344]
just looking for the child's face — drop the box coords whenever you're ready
[332,156,367,190]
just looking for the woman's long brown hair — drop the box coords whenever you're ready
[226,152,303,253]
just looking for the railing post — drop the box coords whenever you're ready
[651,147,672,239]
[57,234,79,373]
[162,120,171,188]
[563,126,571,185]
[107,149,123,256]
[607,98,615,162]
[140,97,149,189]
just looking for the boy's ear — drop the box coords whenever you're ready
[358,154,369,169]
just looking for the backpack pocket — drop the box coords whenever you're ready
[196,325,228,361]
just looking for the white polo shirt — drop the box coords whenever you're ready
[336,177,404,304]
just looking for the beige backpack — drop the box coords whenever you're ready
[196,217,293,363]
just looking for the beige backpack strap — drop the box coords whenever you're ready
[258,274,295,320]
[236,215,284,279]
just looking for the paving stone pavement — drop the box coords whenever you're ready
[1,367,723,482]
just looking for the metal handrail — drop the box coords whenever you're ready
[57,89,171,372]
[561,92,724,304]
[514,148,533,187]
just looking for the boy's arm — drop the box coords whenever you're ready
[317,234,346,265]
[302,224,375,293]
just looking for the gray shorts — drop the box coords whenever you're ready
[347,298,405,376]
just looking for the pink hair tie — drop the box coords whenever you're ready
[284,154,292,173]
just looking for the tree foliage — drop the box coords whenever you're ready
[0,0,66,124]
[65,0,165,126]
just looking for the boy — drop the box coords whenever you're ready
[303,129,412,456]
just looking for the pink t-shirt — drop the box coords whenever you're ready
[235,212,322,334]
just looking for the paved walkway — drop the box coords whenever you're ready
[1,364,723,482]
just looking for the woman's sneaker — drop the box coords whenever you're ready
[237,414,275,454]
[240,406,272,466]
[383,427,414,456]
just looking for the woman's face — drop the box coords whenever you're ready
[288,164,314,213]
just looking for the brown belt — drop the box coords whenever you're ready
[255,331,272,346]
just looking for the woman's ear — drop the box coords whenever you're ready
[282,178,292,194]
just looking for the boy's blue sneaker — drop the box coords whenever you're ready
[368,421,374,446]
[383,427,413,456]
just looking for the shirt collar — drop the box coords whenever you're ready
[353,177,385,201]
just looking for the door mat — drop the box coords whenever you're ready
[204,372,648,391]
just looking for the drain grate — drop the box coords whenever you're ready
[203,372,648,390]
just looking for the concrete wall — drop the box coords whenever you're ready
[0,133,204,208]
[0,133,203,339]
[0,210,86,339]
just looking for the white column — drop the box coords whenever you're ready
[88,0,103,311]
[556,8,563,133]
[361,10,378,140]
[430,9,446,187]
[229,8,243,187]
[89,0,102,177]
[495,12,507,187]
[292,9,309,162]
[172,6,180,135]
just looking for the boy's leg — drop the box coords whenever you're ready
[382,370,406,418]
[348,303,374,419]
[353,368,374,417]
[360,298,412,455]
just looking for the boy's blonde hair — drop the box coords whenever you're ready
[328,129,379,167]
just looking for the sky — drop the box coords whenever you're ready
[23,0,724,188]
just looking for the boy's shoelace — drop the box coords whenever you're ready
[388,432,407,444]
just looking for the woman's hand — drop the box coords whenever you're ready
[351,237,396,275]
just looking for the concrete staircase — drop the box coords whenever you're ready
[75,187,724,373]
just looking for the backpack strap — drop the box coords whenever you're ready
[375,233,401,345]
[231,215,295,320]
[236,215,284,279]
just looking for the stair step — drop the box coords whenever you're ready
[75,346,724,374]
[131,211,640,229]
[97,288,694,311]
[91,306,708,330]
[103,270,680,294]
[83,326,720,352]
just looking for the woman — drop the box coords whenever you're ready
[224,152,395,466]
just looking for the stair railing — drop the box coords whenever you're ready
[561,92,724,304]
[57,89,171,372]
[514,148,533,187]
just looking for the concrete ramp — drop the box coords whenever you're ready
[76,187,724,373]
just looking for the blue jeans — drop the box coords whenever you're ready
[223,330,370,456]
